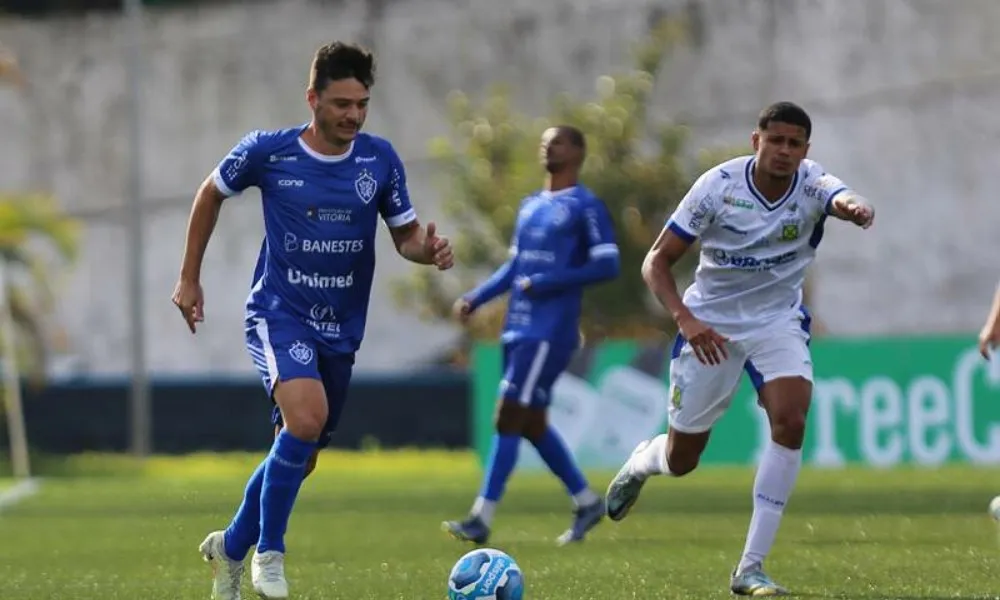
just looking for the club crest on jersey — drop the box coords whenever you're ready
[355,169,378,204]
[288,341,314,365]
[780,223,800,241]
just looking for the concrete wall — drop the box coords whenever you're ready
[0,0,997,376]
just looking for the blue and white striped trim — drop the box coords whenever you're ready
[384,208,417,228]
[212,168,238,197]
[589,243,620,260]
[247,317,279,392]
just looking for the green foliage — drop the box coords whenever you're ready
[0,53,80,379]
[393,20,742,346]
[0,193,79,377]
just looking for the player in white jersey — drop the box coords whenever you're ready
[979,283,1000,359]
[605,102,875,596]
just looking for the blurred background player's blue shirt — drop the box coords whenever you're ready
[212,125,417,355]
[468,186,619,347]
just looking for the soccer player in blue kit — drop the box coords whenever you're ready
[171,42,453,600]
[443,126,620,546]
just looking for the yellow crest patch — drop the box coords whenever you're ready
[671,385,682,409]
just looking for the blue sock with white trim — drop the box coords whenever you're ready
[223,459,266,560]
[470,433,520,526]
[532,425,596,506]
[257,429,315,554]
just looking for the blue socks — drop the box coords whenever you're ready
[480,433,521,502]
[223,459,267,560]
[479,428,590,499]
[532,426,589,496]
[471,427,595,525]
[222,430,317,559]
[257,429,316,554]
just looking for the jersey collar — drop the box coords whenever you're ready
[744,158,799,212]
[539,185,578,200]
[296,124,355,163]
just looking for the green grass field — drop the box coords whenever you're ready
[1,451,999,599]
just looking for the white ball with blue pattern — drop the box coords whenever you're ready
[447,548,524,600]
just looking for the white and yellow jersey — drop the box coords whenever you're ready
[666,155,852,339]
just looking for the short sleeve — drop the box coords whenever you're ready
[377,142,418,229]
[804,169,852,216]
[665,170,719,243]
[212,131,264,197]
[582,197,619,260]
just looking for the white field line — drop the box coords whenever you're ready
[0,478,40,513]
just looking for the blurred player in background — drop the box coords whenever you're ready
[605,102,875,596]
[979,283,1000,359]
[171,42,453,600]
[443,126,620,546]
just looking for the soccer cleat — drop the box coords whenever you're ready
[198,530,245,600]
[730,563,789,596]
[441,515,491,545]
[605,440,651,521]
[555,498,605,546]
[251,550,289,599]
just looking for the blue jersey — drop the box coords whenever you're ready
[213,125,417,355]
[466,185,620,346]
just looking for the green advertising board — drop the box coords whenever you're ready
[472,337,1000,469]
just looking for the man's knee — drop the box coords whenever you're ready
[494,400,527,436]
[666,428,711,476]
[770,409,808,449]
[760,376,812,449]
[772,406,807,439]
[522,408,547,442]
[273,378,329,442]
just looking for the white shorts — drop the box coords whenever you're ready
[667,308,813,434]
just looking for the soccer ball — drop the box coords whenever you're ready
[447,548,524,600]
[988,495,1000,521]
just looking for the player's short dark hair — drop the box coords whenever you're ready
[757,101,812,139]
[557,125,587,154]
[309,41,376,92]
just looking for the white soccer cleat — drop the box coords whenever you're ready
[730,563,789,596]
[605,440,652,521]
[251,550,289,599]
[199,530,245,600]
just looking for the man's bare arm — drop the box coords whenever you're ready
[643,227,729,364]
[979,282,1000,359]
[988,284,1000,330]
[389,220,453,269]
[828,192,875,228]
[642,228,695,323]
[179,175,227,282]
[389,221,432,264]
